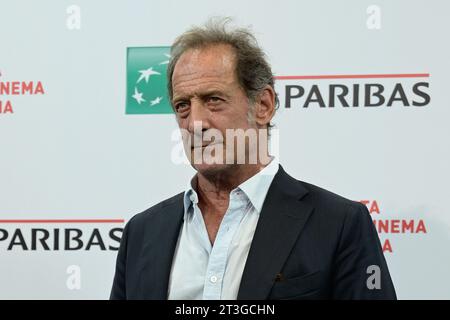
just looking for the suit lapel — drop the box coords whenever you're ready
[237,166,313,300]
[139,195,184,299]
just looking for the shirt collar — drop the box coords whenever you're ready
[183,157,279,218]
[238,157,279,213]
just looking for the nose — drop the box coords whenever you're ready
[187,99,210,134]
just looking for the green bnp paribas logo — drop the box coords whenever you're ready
[126,47,173,114]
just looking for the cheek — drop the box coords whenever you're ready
[217,103,252,129]
[176,116,189,129]
[210,113,244,131]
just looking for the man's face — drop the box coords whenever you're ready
[172,44,256,175]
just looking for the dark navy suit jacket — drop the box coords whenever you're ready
[110,166,396,300]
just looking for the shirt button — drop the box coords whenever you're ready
[210,276,218,283]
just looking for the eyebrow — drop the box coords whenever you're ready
[172,90,230,104]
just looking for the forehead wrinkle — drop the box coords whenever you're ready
[173,73,237,101]
[174,74,232,90]
[173,84,230,102]
[173,71,229,87]
[173,57,234,85]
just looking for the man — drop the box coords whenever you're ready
[110,19,396,300]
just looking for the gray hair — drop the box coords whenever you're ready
[167,17,279,128]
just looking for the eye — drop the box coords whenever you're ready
[206,96,223,104]
[175,102,189,113]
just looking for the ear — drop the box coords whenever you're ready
[254,85,276,129]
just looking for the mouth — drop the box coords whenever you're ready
[191,142,222,149]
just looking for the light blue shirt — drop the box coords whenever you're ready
[168,158,279,300]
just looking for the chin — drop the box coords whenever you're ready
[191,161,235,177]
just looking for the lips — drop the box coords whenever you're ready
[191,142,223,149]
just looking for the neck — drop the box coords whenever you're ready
[195,160,271,209]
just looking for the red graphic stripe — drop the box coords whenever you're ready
[0,219,125,223]
[274,73,430,80]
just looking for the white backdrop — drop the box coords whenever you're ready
[0,0,449,299]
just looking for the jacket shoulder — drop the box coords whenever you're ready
[298,181,370,228]
[127,191,184,227]
[301,181,359,206]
